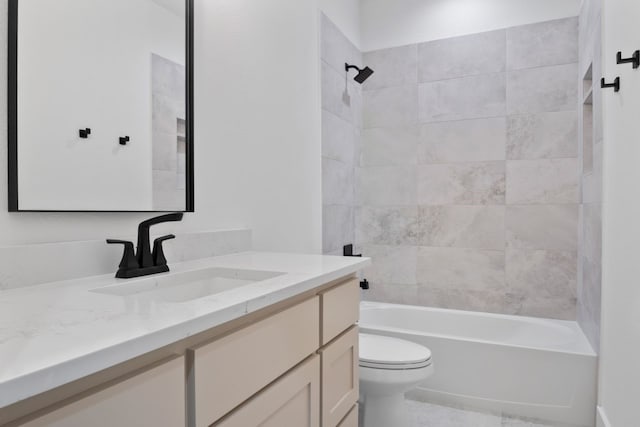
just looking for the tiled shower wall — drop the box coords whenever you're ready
[578,0,603,351]
[357,18,581,320]
[320,16,584,321]
[152,54,187,211]
[321,14,362,256]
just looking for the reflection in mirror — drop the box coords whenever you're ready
[10,0,192,212]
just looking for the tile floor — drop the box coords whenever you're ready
[405,400,559,427]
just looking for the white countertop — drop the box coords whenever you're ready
[0,252,370,408]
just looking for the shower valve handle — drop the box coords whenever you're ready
[343,244,361,257]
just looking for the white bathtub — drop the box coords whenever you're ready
[359,301,597,427]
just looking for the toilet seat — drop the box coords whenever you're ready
[359,333,432,370]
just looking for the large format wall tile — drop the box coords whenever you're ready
[419,118,506,163]
[507,111,578,159]
[356,206,421,246]
[418,30,506,82]
[416,247,506,292]
[509,294,577,320]
[417,162,505,205]
[415,287,513,314]
[322,158,354,206]
[363,85,418,128]
[320,13,362,75]
[322,110,358,165]
[582,203,602,334]
[507,63,578,114]
[583,141,603,204]
[506,158,580,204]
[360,126,419,166]
[322,61,362,125]
[583,204,602,265]
[362,244,418,285]
[365,284,419,305]
[153,130,179,172]
[356,166,417,206]
[322,205,355,253]
[506,204,579,252]
[507,18,579,70]
[321,15,360,258]
[578,0,603,346]
[419,206,505,250]
[322,205,355,254]
[506,248,577,299]
[362,44,418,91]
[419,73,507,123]
[352,15,581,321]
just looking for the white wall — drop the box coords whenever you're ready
[598,0,640,424]
[0,0,322,254]
[360,0,581,51]
[319,0,361,48]
[192,0,322,253]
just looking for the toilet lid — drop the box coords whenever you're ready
[359,333,432,370]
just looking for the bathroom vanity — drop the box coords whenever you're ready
[0,253,369,427]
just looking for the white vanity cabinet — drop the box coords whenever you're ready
[18,357,186,427]
[5,277,360,427]
[215,356,321,427]
[195,278,360,427]
[319,279,360,427]
[191,297,321,426]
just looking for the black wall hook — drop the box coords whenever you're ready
[601,77,621,92]
[617,50,640,69]
[79,128,91,138]
[119,136,130,145]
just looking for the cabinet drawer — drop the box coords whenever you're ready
[192,297,320,426]
[20,357,185,427]
[320,326,359,427]
[321,279,359,345]
[215,356,320,427]
[337,405,358,427]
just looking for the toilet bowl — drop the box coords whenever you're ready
[359,333,433,427]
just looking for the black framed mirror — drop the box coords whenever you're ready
[8,0,194,212]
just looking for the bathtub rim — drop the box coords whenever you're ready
[359,301,597,357]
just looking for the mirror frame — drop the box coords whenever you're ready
[7,0,195,213]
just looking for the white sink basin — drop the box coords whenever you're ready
[91,267,285,303]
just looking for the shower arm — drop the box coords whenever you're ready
[345,63,364,74]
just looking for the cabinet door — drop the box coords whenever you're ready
[321,279,359,345]
[337,405,358,427]
[215,356,320,427]
[320,327,359,427]
[20,357,185,427]
[192,297,320,426]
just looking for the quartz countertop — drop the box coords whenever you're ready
[0,252,370,408]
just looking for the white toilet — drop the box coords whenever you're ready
[358,333,433,427]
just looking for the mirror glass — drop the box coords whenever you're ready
[9,0,193,212]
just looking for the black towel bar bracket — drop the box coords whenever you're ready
[601,77,620,92]
[617,50,640,69]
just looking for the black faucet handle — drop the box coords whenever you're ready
[106,239,139,271]
[152,234,176,267]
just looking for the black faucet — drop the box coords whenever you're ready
[107,213,184,279]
